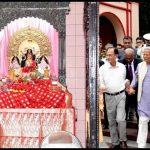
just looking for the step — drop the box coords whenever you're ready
[103,127,150,143]
[127,121,150,130]
[102,119,150,143]
[127,120,138,129]
[102,119,138,129]
[102,136,150,148]
[102,119,150,129]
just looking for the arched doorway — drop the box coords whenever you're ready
[99,12,125,49]
[100,16,117,48]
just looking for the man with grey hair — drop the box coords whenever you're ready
[136,46,150,148]
[118,36,136,60]
[139,33,150,60]
[119,48,142,122]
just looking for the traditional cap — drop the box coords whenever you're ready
[143,33,150,40]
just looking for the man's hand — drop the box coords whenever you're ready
[125,80,130,89]
[100,110,104,118]
[99,87,106,94]
[127,86,135,95]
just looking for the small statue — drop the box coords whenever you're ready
[8,56,22,81]
[21,49,36,68]
[38,55,50,77]
[8,68,15,81]
[44,66,49,79]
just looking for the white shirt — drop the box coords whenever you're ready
[137,47,142,57]
[99,61,127,93]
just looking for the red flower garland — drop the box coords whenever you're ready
[22,60,37,73]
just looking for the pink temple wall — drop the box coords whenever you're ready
[66,2,86,148]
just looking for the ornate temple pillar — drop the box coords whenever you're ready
[58,31,66,86]
[84,2,99,148]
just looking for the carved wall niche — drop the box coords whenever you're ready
[0,2,70,85]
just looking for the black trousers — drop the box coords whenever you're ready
[125,91,139,123]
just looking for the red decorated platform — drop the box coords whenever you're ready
[0,108,75,148]
[0,79,75,148]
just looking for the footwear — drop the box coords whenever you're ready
[109,144,120,148]
[120,141,128,148]
[104,126,109,129]
[138,144,146,148]
[102,124,109,129]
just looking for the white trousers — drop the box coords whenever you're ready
[137,116,149,148]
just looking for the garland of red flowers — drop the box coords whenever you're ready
[22,61,37,73]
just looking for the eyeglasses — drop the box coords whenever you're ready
[136,41,141,44]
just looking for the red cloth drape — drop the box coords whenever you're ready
[0,79,66,108]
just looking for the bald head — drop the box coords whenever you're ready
[124,48,134,55]
[124,48,134,63]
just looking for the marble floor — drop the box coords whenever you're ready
[99,136,150,148]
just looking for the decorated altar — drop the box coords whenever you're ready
[0,78,75,148]
[0,17,76,148]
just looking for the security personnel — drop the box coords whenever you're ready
[143,33,150,45]
[139,33,150,60]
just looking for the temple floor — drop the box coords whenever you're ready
[100,136,150,148]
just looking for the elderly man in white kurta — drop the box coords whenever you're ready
[136,47,150,148]
[99,47,131,149]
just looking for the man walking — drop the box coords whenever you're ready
[119,48,142,122]
[136,46,150,148]
[99,47,130,148]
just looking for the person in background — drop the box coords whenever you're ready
[117,43,123,60]
[135,36,145,59]
[119,48,142,123]
[99,40,109,130]
[116,43,123,49]
[136,46,150,148]
[99,47,132,148]
[135,36,145,48]
[118,36,135,60]
[143,33,150,46]
[139,33,150,60]
[123,36,133,49]
[99,59,104,144]
[99,39,107,61]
